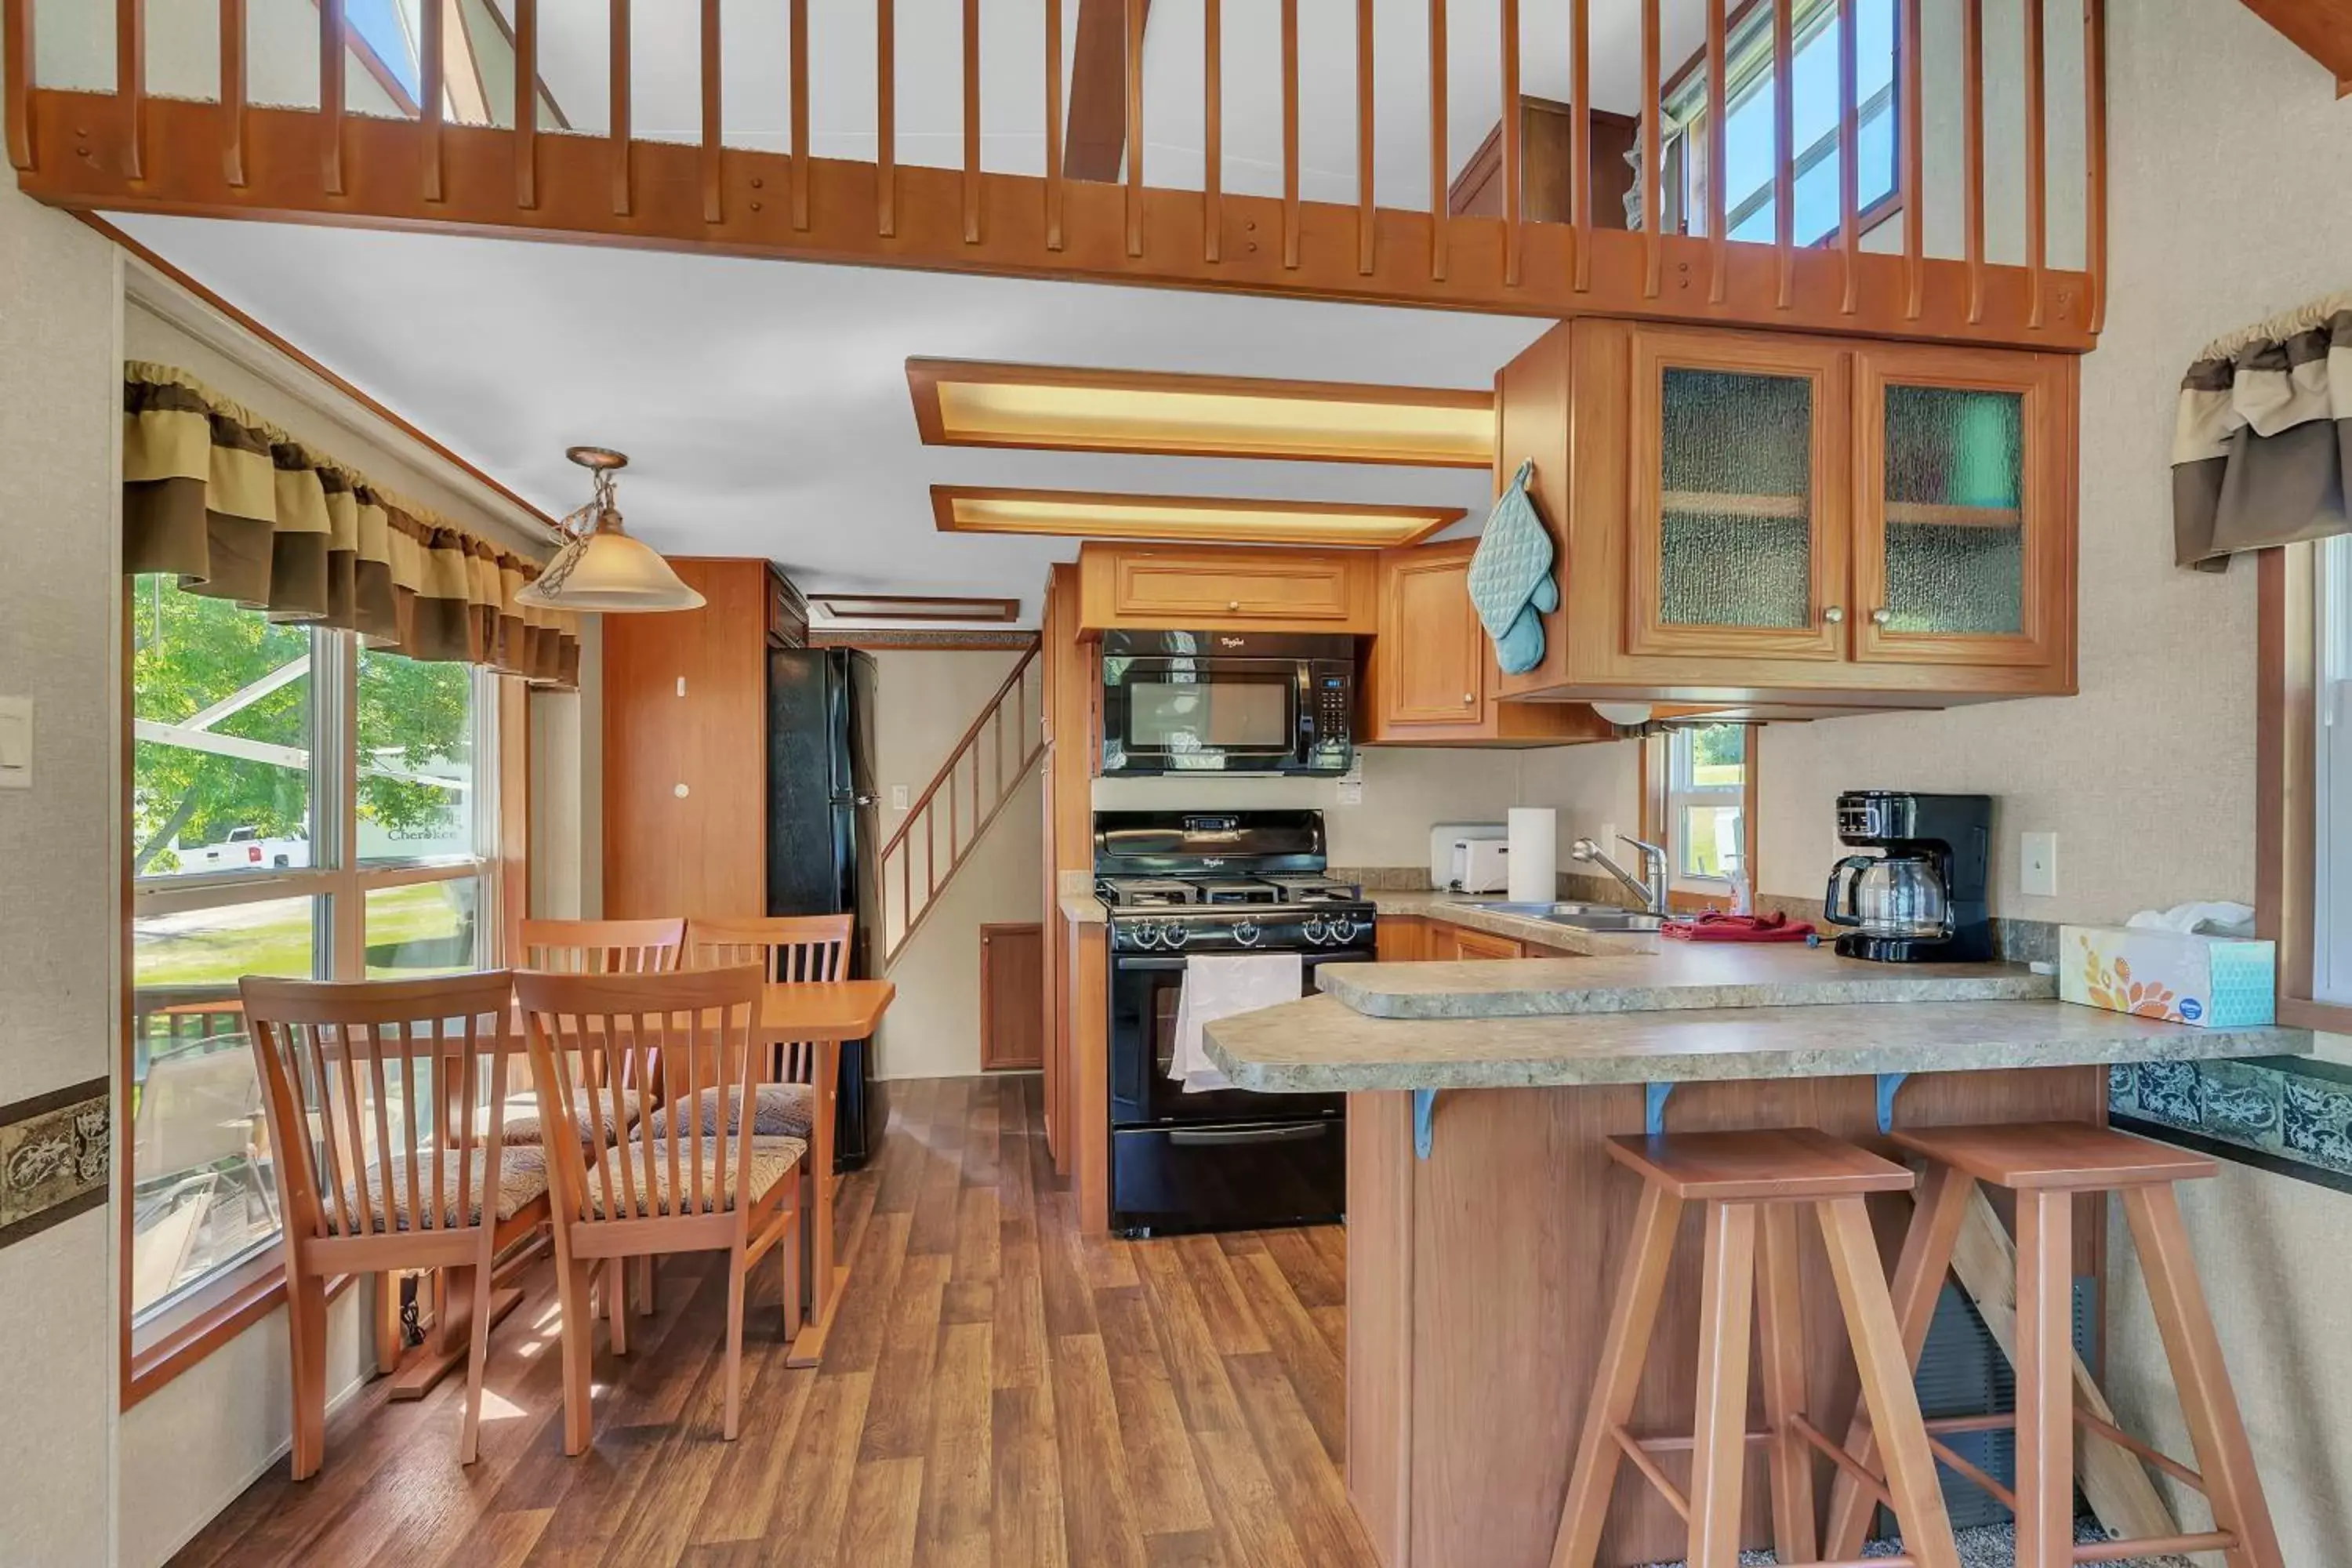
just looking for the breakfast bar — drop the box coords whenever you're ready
[1203,955,2314,1568]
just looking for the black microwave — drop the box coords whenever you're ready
[1099,630,1355,777]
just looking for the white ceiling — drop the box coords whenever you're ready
[114,213,1552,624]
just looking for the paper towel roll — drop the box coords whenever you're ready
[1506,808,1557,904]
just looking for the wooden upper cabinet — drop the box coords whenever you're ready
[1363,539,1617,746]
[1077,543,1376,633]
[1494,319,2078,711]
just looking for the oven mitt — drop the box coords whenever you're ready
[1465,460,1559,677]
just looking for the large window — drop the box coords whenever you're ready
[1665,0,1899,247]
[1668,724,1750,890]
[129,576,504,1341]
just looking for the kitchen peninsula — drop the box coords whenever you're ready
[1203,953,2314,1568]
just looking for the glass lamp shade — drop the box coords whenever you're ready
[514,525,704,612]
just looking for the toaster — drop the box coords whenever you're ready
[1450,837,1512,895]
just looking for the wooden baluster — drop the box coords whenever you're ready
[1047,0,1065,250]
[2084,0,2106,333]
[3,0,31,172]
[1901,0,1922,318]
[421,0,445,199]
[1204,0,1221,261]
[221,0,246,186]
[1963,0,1984,323]
[1123,0,1143,256]
[700,0,722,223]
[319,0,343,193]
[1356,0,1374,274]
[878,0,896,236]
[963,0,982,242]
[1427,0,1446,282]
[1837,0,1857,314]
[1282,0,1301,268]
[515,0,539,209]
[1570,0,1591,291]
[1773,0,1793,307]
[1501,0,1521,285]
[1641,0,1660,298]
[1704,0,1725,303]
[2024,0,2046,328]
[118,0,145,181]
[789,0,809,230]
[611,0,633,216]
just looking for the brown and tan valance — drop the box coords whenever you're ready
[122,363,579,685]
[2172,295,2352,573]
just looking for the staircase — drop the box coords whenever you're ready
[879,645,1045,967]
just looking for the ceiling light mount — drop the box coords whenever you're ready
[514,445,705,614]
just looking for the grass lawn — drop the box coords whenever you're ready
[136,882,474,987]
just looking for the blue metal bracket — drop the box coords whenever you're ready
[1412,1088,1439,1161]
[1645,1082,1675,1136]
[1875,1072,1911,1136]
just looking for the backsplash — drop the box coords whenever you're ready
[1330,866,1639,907]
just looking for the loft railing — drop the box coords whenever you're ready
[5,0,2104,347]
[878,643,1044,967]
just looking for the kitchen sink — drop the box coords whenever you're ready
[1442,900,1667,934]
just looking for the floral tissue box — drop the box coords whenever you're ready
[2059,924,2274,1029]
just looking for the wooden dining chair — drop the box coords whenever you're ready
[685,913,851,1111]
[240,971,549,1477]
[515,964,804,1452]
[518,916,688,975]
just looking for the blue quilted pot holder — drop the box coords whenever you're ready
[1465,459,1559,676]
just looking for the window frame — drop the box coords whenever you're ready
[2258,543,2352,1034]
[1640,724,1764,913]
[119,579,522,1407]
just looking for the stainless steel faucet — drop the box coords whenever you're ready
[1570,834,1669,916]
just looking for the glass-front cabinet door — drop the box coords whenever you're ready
[1853,344,2071,668]
[1628,328,1851,660]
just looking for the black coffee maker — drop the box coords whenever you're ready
[1823,790,1994,962]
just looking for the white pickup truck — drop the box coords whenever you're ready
[178,825,310,873]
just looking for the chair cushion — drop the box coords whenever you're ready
[325,1145,550,1235]
[499,1086,642,1148]
[643,1083,815,1142]
[572,1135,806,1219]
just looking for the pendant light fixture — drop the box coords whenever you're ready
[513,446,705,613]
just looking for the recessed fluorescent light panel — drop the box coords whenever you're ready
[808,593,1020,622]
[931,486,1462,548]
[906,358,1494,467]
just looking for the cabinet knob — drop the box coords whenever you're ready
[1227,600,1240,612]
[1870,607,1893,626]
[1822,604,1846,624]
[1463,693,1475,704]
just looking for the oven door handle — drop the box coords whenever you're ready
[1112,955,1193,972]
[1166,1123,1330,1148]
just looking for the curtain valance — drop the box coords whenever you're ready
[122,363,579,686]
[2172,295,2352,573]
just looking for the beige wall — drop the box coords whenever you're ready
[872,649,1045,1080]
[0,146,121,1568]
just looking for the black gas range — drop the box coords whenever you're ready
[1095,811,1364,1237]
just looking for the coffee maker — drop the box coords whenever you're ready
[1823,790,1994,962]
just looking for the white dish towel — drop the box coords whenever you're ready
[1168,953,1304,1094]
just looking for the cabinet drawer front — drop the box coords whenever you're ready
[1117,557,1356,621]
[1450,927,1525,960]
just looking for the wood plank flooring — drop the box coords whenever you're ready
[172,1075,1381,1568]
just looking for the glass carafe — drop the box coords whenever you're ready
[1824,852,1951,939]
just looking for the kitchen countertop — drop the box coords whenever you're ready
[1321,944,2054,1018]
[1371,891,1663,955]
[1058,869,1106,927]
[1202,993,2312,1093]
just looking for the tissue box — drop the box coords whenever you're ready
[2058,925,2275,1028]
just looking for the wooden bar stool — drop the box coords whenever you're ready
[1818,1121,2284,1568]
[1550,1128,1962,1568]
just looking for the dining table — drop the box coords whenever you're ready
[388,975,898,1395]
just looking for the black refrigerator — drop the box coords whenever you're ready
[765,648,884,1169]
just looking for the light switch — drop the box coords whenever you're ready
[891,784,910,811]
[0,697,29,789]
[2020,831,2058,898]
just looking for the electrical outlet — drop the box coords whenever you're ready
[890,783,910,811]
[1335,779,1363,806]
[2020,831,2059,898]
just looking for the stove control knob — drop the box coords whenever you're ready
[1330,916,1359,945]
[1232,920,1262,948]
[1160,921,1191,949]
[1304,916,1329,945]
[1131,923,1161,950]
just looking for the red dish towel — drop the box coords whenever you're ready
[1661,910,1818,943]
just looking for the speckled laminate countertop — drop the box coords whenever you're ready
[1058,869,1106,927]
[1200,993,2311,1094]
